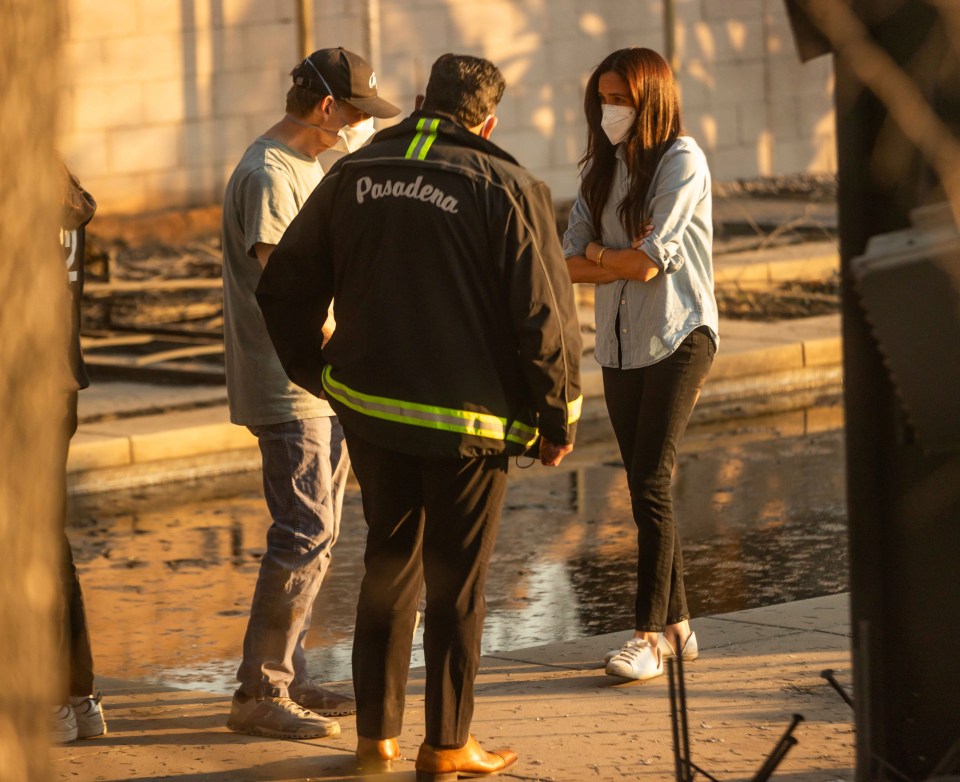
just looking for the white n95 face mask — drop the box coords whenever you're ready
[600,104,636,145]
[335,117,376,154]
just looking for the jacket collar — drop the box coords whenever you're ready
[373,110,520,166]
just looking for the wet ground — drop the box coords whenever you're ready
[67,405,847,693]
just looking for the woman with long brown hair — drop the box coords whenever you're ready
[563,47,719,681]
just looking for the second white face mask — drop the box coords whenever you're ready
[335,117,376,154]
[600,104,636,145]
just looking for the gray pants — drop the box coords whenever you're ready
[237,416,350,698]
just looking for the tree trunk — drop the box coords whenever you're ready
[0,1,66,780]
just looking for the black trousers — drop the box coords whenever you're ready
[60,392,95,700]
[344,430,508,748]
[602,327,715,632]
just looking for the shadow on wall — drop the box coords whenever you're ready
[445,4,665,197]
[60,1,838,215]
[180,0,226,212]
[439,1,836,193]
[178,0,310,211]
[674,4,836,181]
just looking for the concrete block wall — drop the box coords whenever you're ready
[58,0,835,215]
[676,0,835,179]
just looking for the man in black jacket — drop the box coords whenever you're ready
[257,54,581,779]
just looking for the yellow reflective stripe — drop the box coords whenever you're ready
[322,370,577,447]
[506,421,538,447]
[323,366,534,442]
[404,118,428,159]
[404,118,440,160]
[416,119,440,159]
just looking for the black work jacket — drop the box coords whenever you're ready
[257,111,582,458]
[61,166,96,391]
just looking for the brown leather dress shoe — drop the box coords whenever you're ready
[415,735,518,781]
[356,736,401,773]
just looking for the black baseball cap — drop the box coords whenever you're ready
[292,47,401,119]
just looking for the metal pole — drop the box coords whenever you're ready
[752,714,804,782]
[676,653,692,782]
[668,660,685,782]
[663,0,678,72]
[364,0,382,71]
[296,0,313,59]
[820,669,855,709]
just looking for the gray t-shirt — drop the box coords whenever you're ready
[222,136,333,425]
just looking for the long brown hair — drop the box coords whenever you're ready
[580,48,682,242]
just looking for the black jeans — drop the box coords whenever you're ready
[345,431,508,748]
[60,392,95,699]
[602,327,715,632]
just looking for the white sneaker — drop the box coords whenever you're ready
[604,638,663,680]
[604,631,700,664]
[659,631,699,662]
[52,704,78,744]
[69,693,107,739]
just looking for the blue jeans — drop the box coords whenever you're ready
[237,416,350,698]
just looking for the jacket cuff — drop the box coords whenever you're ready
[540,394,582,445]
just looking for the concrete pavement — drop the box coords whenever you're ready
[51,594,854,782]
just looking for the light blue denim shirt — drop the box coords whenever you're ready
[563,135,719,369]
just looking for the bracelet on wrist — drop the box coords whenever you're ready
[596,246,607,267]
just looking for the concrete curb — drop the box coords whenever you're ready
[713,240,839,287]
[68,315,842,495]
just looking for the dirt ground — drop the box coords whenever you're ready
[82,176,840,335]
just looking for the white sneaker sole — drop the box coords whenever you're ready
[53,724,79,743]
[604,660,664,681]
[77,722,107,739]
[226,719,341,740]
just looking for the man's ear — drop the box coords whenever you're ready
[304,95,334,124]
[480,115,498,140]
[318,95,337,117]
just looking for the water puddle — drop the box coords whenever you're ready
[68,406,847,692]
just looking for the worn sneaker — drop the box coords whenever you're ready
[605,638,663,680]
[288,682,356,717]
[52,704,78,744]
[226,691,341,739]
[69,693,107,739]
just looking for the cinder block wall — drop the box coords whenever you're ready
[59,0,835,215]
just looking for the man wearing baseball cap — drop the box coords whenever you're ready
[222,46,399,740]
[291,47,400,119]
